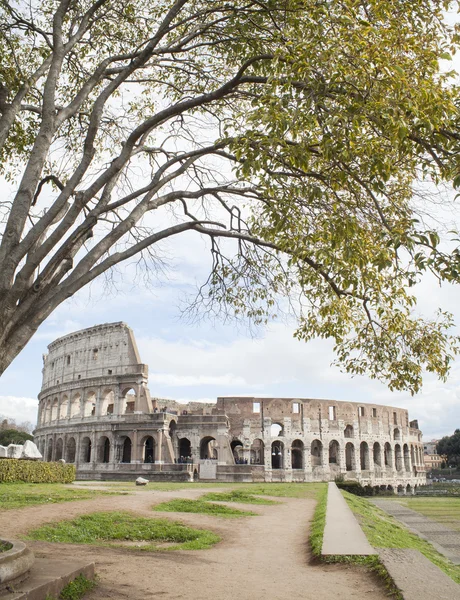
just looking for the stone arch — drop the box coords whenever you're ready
[178,437,191,460]
[98,436,111,463]
[169,419,177,440]
[200,436,217,460]
[101,389,115,415]
[403,443,410,471]
[55,437,63,460]
[59,395,69,419]
[39,439,45,456]
[80,437,92,463]
[345,442,355,471]
[121,387,136,414]
[83,391,97,417]
[271,440,284,469]
[66,437,76,463]
[395,444,403,471]
[373,442,382,467]
[397,484,404,494]
[70,393,81,418]
[51,397,58,421]
[410,444,415,465]
[44,399,52,423]
[250,439,264,465]
[384,442,393,467]
[270,423,283,437]
[328,440,340,465]
[406,484,412,494]
[394,428,401,441]
[231,439,244,463]
[291,440,304,469]
[120,436,132,463]
[141,435,155,463]
[46,438,53,461]
[344,425,354,438]
[360,441,370,470]
[311,439,323,466]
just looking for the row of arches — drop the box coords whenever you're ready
[39,387,139,424]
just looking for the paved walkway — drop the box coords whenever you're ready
[322,482,376,556]
[372,499,460,565]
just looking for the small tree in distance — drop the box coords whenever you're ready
[1,0,460,393]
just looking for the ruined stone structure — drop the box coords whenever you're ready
[34,323,426,490]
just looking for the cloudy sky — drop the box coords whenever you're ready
[1,215,460,441]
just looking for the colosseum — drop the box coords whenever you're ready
[34,322,426,491]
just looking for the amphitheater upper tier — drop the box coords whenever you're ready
[34,322,426,490]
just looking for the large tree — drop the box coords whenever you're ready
[437,429,460,466]
[1,0,460,392]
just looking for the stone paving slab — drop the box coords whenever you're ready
[322,482,376,556]
[378,549,460,600]
[372,499,460,565]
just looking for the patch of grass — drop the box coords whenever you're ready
[343,491,460,584]
[154,498,256,517]
[309,483,328,558]
[392,497,460,531]
[238,483,326,499]
[0,540,12,552]
[59,574,96,600]
[200,490,278,505]
[0,483,118,509]
[27,511,220,551]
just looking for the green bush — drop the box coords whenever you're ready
[336,481,369,496]
[0,459,75,483]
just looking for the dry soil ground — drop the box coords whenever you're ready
[0,485,389,600]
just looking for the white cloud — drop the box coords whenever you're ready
[0,396,38,427]
[149,373,248,387]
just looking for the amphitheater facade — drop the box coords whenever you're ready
[34,323,426,490]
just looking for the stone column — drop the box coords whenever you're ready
[156,429,163,464]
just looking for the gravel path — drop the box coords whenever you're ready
[372,499,460,565]
[1,487,388,600]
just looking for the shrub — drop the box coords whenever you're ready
[0,459,75,483]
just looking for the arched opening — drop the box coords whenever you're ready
[311,440,323,466]
[394,428,401,441]
[345,442,355,471]
[270,423,283,437]
[81,437,92,463]
[397,484,404,494]
[98,436,111,463]
[271,441,283,469]
[39,439,45,456]
[373,442,382,467]
[44,399,52,423]
[101,389,115,415]
[200,436,218,460]
[70,393,81,418]
[169,420,177,440]
[387,485,394,493]
[384,442,393,467]
[360,442,369,470]
[46,439,53,461]
[344,425,354,438]
[55,438,63,461]
[143,436,155,463]
[121,388,136,414]
[65,437,76,463]
[231,439,244,464]
[59,396,69,420]
[410,445,415,465]
[406,484,412,494]
[121,437,132,463]
[193,469,199,481]
[250,439,264,465]
[178,437,191,461]
[403,443,410,471]
[395,444,403,471]
[329,440,340,465]
[84,391,96,417]
[291,440,304,469]
[51,398,58,421]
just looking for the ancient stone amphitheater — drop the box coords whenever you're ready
[34,322,426,490]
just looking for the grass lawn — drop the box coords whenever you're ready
[27,511,220,551]
[390,497,460,532]
[200,490,279,504]
[343,491,460,584]
[0,483,120,509]
[154,498,256,517]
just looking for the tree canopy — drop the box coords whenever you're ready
[1,0,460,392]
[437,429,460,466]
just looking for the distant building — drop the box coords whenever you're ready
[423,439,446,470]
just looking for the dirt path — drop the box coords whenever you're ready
[1,488,388,599]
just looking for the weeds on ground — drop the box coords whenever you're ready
[237,483,325,499]
[0,483,119,509]
[0,541,12,552]
[389,497,460,531]
[154,498,256,517]
[343,491,460,584]
[200,490,278,505]
[44,574,97,600]
[27,511,220,551]
[309,483,328,557]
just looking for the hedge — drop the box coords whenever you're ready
[0,459,76,483]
